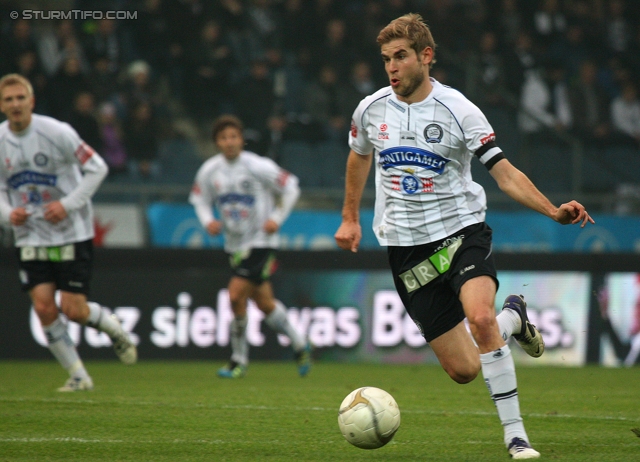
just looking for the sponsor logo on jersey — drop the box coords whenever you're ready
[34,152,48,166]
[380,123,388,131]
[391,174,434,194]
[379,146,449,174]
[480,132,496,145]
[388,99,406,113]
[218,193,255,206]
[8,170,57,189]
[350,120,358,137]
[424,123,443,143]
[378,132,389,140]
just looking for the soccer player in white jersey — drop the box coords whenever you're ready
[334,15,594,459]
[190,114,312,379]
[0,74,137,392]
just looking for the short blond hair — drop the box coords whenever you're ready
[0,73,34,98]
[377,13,437,68]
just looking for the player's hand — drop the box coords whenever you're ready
[206,220,223,235]
[335,221,362,253]
[44,201,67,224]
[10,207,30,226]
[555,200,594,227]
[263,219,279,234]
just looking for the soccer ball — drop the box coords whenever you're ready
[337,386,401,449]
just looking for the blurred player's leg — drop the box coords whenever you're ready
[218,316,248,378]
[86,301,137,365]
[43,317,93,392]
[265,300,312,377]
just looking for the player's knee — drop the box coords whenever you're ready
[32,300,58,321]
[446,366,479,384]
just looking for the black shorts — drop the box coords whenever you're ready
[228,248,278,284]
[16,240,94,295]
[387,222,498,342]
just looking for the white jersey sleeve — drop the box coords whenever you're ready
[251,156,300,226]
[54,121,108,212]
[189,157,218,227]
[348,88,391,156]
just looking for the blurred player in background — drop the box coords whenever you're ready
[190,114,311,378]
[334,14,594,459]
[0,73,137,392]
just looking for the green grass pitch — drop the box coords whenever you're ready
[0,361,639,461]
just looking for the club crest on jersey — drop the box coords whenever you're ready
[34,152,48,166]
[392,174,434,194]
[424,123,443,143]
[378,146,449,174]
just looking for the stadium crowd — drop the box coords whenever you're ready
[1,0,639,193]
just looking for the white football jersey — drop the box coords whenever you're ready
[0,114,108,247]
[349,78,504,246]
[189,151,300,253]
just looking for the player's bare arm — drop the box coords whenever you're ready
[335,150,372,252]
[206,220,223,236]
[490,158,595,227]
[263,219,279,234]
[43,201,68,224]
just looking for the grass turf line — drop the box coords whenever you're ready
[0,361,638,461]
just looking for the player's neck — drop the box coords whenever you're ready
[9,114,32,134]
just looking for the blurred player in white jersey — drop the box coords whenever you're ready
[334,15,594,459]
[190,114,311,378]
[0,74,137,392]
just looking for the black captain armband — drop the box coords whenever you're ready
[474,140,504,170]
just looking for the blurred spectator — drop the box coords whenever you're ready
[124,101,161,180]
[313,18,355,78]
[475,30,506,109]
[67,91,102,153]
[47,55,91,121]
[568,60,611,143]
[81,18,132,75]
[247,0,281,50]
[234,58,279,154]
[532,0,567,51]
[547,22,589,81]
[135,0,172,73]
[217,0,262,78]
[37,19,89,78]
[13,51,49,114]
[121,60,163,112]
[610,81,640,146]
[518,61,572,137]
[497,0,524,48]
[98,102,128,176]
[184,20,234,121]
[339,60,376,122]
[0,18,38,73]
[279,0,315,56]
[304,64,346,141]
[89,56,120,106]
[503,30,541,98]
[605,0,632,57]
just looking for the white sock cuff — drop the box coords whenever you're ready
[43,317,66,341]
[86,301,103,326]
[265,302,287,326]
[480,344,512,365]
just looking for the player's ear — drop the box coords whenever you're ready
[421,47,434,66]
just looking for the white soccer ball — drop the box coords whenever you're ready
[337,386,401,449]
